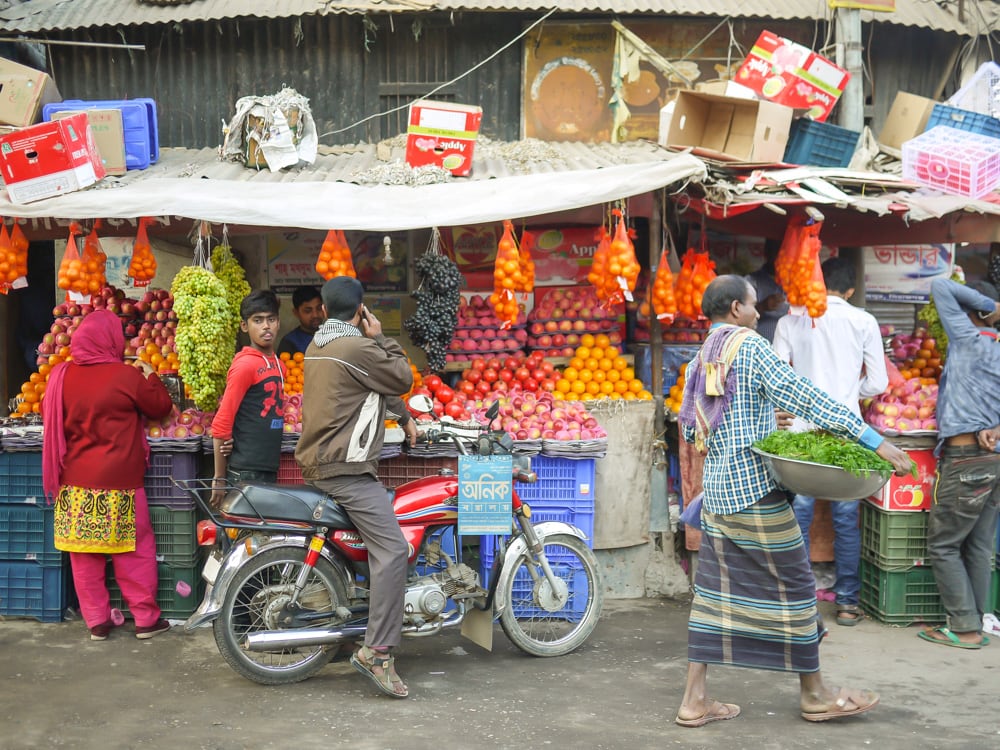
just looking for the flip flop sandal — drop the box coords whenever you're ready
[836,605,864,627]
[675,702,741,728]
[351,646,409,698]
[801,687,879,722]
[917,627,983,649]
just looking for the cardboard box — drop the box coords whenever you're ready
[735,31,849,122]
[50,108,126,176]
[665,90,794,163]
[405,99,482,177]
[879,92,938,150]
[0,113,107,204]
[865,448,935,512]
[0,57,61,127]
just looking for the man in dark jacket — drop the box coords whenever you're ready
[296,276,417,698]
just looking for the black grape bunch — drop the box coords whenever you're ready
[404,252,463,371]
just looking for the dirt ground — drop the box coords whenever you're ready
[1,597,996,750]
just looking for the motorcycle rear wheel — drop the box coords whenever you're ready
[498,533,604,657]
[214,546,348,685]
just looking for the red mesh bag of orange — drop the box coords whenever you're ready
[778,218,827,318]
[128,217,157,286]
[674,248,716,319]
[490,220,534,327]
[315,229,356,280]
[651,249,678,321]
[587,209,640,306]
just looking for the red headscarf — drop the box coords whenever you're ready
[42,310,129,500]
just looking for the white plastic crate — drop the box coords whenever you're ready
[902,126,1000,199]
[948,62,1000,119]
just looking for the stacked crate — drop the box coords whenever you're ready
[107,450,203,619]
[860,495,1000,624]
[0,452,67,622]
[479,456,596,620]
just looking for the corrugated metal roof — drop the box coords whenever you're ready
[0,0,978,35]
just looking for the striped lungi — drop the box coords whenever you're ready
[688,491,821,673]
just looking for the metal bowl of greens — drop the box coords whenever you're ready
[751,431,895,502]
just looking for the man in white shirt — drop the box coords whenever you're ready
[773,256,888,626]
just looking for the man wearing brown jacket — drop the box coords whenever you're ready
[296,276,417,698]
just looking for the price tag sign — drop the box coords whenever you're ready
[457,455,513,535]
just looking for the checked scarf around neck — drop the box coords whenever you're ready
[678,324,754,452]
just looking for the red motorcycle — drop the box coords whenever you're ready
[179,401,604,685]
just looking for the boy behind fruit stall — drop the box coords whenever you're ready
[211,290,286,506]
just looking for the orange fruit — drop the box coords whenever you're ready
[613,357,628,371]
[280,352,290,361]
[584,358,599,372]
[622,367,635,381]
[569,357,585,370]
[556,380,572,394]
[595,334,611,349]
[575,346,591,361]
[600,381,615,395]
[591,369,606,383]
[578,369,593,383]
[580,334,596,348]
[570,381,586,395]
[598,358,613,371]
[585,381,601,395]
[293,352,304,363]
[562,366,578,382]
[606,369,621,383]
[614,380,629,394]
[628,379,643,393]
[637,390,653,400]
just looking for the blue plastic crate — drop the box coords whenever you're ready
[925,103,1000,139]
[0,560,66,622]
[43,98,159,169]
[478,547,590,621]
[784,118,861,168]
[0,504,61,565]
[0,451,44,503]
[516,455,596,509]
[144,452,199,509]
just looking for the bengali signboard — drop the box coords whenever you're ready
[863,244,954,303]
[457,455,513,535]
[267,230,408,294]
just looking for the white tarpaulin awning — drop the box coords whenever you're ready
[0,145,708,232]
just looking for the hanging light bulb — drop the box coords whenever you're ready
[382,235,393,264]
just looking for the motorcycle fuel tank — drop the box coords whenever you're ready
[392,474,459,526]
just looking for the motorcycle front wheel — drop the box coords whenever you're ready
[214,546,349,685]
[498,533,604,657]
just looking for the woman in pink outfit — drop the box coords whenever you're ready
[41,309,173,640]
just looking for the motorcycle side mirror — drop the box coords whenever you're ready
[485,401,500,422]
[408,394,435,414]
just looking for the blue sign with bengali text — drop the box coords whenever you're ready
[458,455,513,535]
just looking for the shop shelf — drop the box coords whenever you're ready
[277,453,304,485]
[860,503,928,570]
[149,505,200,566]
[925,103,1000,139]
[859,560,945,625]
[107,560,204,620]
[947,62,1000,118]
[0,504,61,565]
[0,560,66,622]
[378,456,458,490]
[144,452,200,509]
[902,126,1000,199]
[0,451,44,503]
[784,118,860,168]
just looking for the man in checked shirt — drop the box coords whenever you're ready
[674,274,911,728]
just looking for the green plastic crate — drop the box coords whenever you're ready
[149,506,200,567]
[859,559,945,625]
[107,560,204,620]
[860,503,929,570]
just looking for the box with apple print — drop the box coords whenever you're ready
[864,448,934,512]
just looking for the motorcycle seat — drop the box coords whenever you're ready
[222,483,354,529]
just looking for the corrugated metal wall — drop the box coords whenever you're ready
[42,12,525,148]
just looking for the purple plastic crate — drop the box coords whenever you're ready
[144,452,199,509]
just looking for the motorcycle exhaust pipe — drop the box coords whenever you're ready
[243,625,367,652]
[243,612,467,652]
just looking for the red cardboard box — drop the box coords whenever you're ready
[405,99,482,177]
[865,448,935,511]
[735,31,850,122]
[0,112,106,203]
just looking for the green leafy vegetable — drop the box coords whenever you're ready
[754,430,894,477]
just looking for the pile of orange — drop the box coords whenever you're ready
[279,351,305,395]
[554,334,653,401]
[12,369,51,416]
[665,363,687,415]
[137,341,181,374]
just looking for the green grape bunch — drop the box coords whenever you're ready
[171,265,233,409]
[211,244,252,337]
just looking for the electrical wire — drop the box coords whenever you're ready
[317,7,559,140]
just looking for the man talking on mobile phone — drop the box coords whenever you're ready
[295,276,418,698]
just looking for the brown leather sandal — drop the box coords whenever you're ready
[350,645,409,698]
